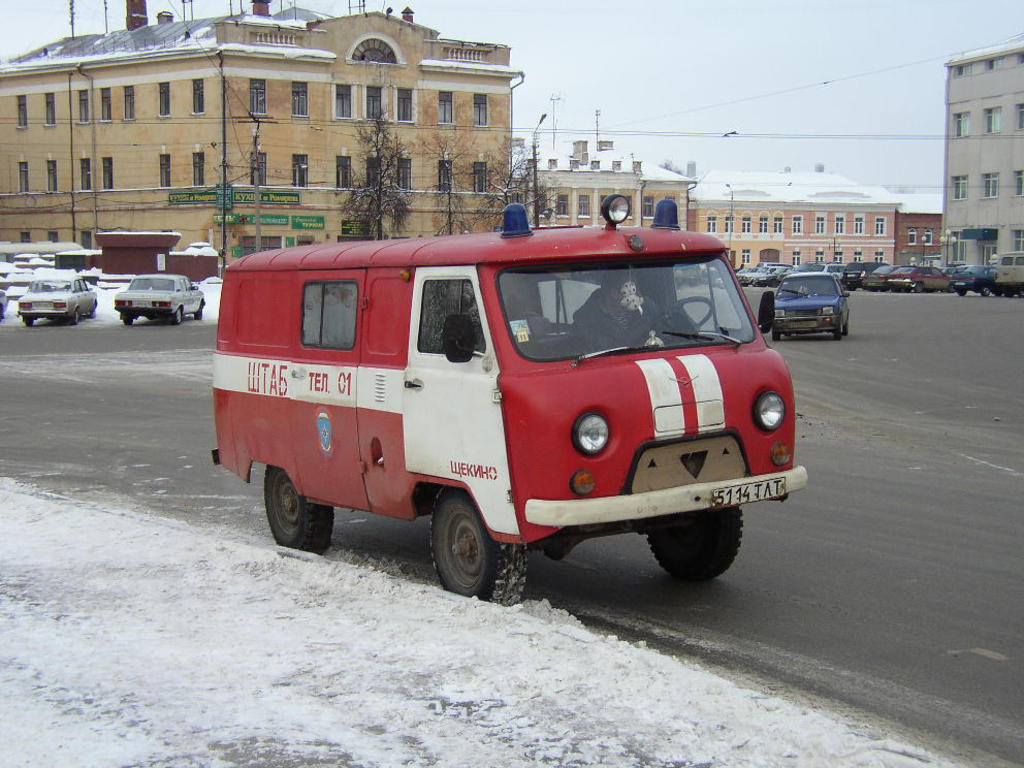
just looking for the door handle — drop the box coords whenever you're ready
[404,379,423,389]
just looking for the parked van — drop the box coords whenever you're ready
[212,197,807,604]
[994,252,1024,296]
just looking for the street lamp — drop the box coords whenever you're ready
[940,229,958,267]
[531,113,547,227]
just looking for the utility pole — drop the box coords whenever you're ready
[252,120,262,254]
[218,52,228,273]
[531,113,547,228]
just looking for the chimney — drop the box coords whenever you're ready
[814,162,825,173]
[156,10,173,24]
[126,0,148,30]
[686,160,697,177]
[597,140,614,152]
[572,140,588,160]
[252,0,271,16]
[402,6,414,22]
[547,159,558,170]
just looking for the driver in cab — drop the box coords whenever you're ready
[573,274,664,352]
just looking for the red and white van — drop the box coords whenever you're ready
[213,196,807,604]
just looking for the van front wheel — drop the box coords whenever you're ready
[263,466,334,554]
[431,491,526,605]
[647,507,743,580]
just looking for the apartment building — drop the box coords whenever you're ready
[0,2,517,259]
[691,168,899,268]
[945,35,1024,264]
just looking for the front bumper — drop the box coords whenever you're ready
[775,315,839,333]
[525,465,807,527]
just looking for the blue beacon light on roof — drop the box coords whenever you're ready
[652,199,680,230]
[500,203,533,238]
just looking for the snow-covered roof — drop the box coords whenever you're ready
[419,58,518,77]
[947,33,1024,65]
[538,140,694,184]
[887,192,943,215]
[692,169,901,206]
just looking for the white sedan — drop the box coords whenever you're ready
[18,278,98,326]
[114,274,205,325]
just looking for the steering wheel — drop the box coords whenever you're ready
[669,296,714,330]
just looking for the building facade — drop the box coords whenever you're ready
[691,169,899,268]
[0,2,517,261]
[944,36,1024,264]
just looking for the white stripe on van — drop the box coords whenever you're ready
[635,354,725,437]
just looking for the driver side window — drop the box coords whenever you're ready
[417,279,486,355]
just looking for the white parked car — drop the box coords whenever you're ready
[0,287,7,320]
[18,277,98,326]
[114,274,205,325]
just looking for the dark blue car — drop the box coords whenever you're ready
[948,265,997,296]
[771,273,850,341]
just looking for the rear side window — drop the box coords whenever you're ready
[417,278,485,354]
[302,280,358,349]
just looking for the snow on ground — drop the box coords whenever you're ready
[1,479,963,768]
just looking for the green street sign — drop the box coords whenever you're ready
[291,215,325,230]
[341,219,366,236]
[234,189,301,205]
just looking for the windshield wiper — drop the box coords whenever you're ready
[571,346,648,367]
[661,330,743,347]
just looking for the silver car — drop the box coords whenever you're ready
[18,278,98,326]
[114,273,205,325]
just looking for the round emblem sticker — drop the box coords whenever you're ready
[316,411,332,454]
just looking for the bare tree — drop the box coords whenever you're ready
[472,139,548,231]
[343,117,411,240]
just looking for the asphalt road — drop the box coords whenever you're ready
[1,290,1021,766]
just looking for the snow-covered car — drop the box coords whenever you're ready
[18,277,98,326]
[114,274,205,325]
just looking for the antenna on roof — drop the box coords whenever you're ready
[349,0,366,13]
[69,0,75,38]
[103,0,109,33]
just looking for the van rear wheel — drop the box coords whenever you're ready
[263,466,334,554]
[647,507,743,580]
[431,490,526,605]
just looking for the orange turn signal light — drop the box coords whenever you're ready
[570,469,596,496]
[770,441,791,467]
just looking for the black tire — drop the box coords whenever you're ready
[980,286,992,297]
[842,318,850,336]
[263,466,334,554]
[171,306,184,325]
[832,324,843,340]
[431,490,527,605]
[955,289,966,297]
[121,314,134,326]
[68,308,80,326]
[647,507,743,581]
[87,302,97,319]
[912,282,924,293]
[194,301,204,320]
[23,316,34,327]
[771,328,781,341]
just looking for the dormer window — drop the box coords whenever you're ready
[353,38,397,63]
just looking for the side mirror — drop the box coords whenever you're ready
[442,313,477,363]
[757,291,775,334]
[841,290,850,297]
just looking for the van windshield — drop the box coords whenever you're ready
[498,257,755,361]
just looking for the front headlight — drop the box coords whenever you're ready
[774,309,786,318]
[820,306,834,315]
[754,391,786,432]
[573,412,609,455]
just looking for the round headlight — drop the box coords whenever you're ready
[754,391,786,432]
[600,194,631,226]
[573,412,609,455]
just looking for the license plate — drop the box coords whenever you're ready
[952,282,966,287]
[711,477,787,507]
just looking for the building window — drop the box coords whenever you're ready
[874,251,885,262]
[473,93,488,126]
[102,157,113,189]
[815,250,825,262]
[47,230,59,242]
[365,86,382,120]
[335,85,352,118]
[124,86,135,120]
[19,231,31,243]
[773,216,783,234]
[251,152,267,186]
[1013,230,1024,251]
[438,91,453,124]
[954,63,973,77]
[100,88,112,121]
[80,158,92,190]
[706,215,717,233]
[18,162,29,192]
[397,88,413,122]
[758,216,768,233]
[192,152,205,186]
[792,250,801,265]
[80,231,92,249]
[854,250,863,259]
[159,154,171,187]
[557,194,569,216]
[984,106,1002,133]
[366,157,380,186]
[45,92,56,125]
[292,82,308,117]
[336,155,352,188]
[398,157,412,190]
[923,229,933,245]
[953,111,970,137]
[833,252,844,263]
[874,217,887,236]
[437,159,453,191]
[741,249,751,264]
[17,95,27,127]
[725,215,734,233]
[1017,104,1024,130]
[952,175,968,200]
[854,215,865,234]
[250,79,267,115]
[578,194,591,217]
[907,227,917,245]
[78,89,90,122]
[815,215,826,234]
[641,196,654,218]
[982,172,999,198]
[835,214,845,234]
[158,82,171,117]
[472,161,488,193]
[46,160,57,192]
[741,216,751,233]
[192,79,205,114]
[1016,170,1024,196]
[292,154,308,187]
[792,215,803,234]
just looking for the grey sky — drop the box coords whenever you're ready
[5,0,1021,190]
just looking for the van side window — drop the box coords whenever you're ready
[418,279,486,354]
[302,280,358,349]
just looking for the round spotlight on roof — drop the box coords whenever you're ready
[652,199,680,230]
[600,195,631,228]
[500,203,533,238]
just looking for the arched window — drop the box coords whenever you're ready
[352,38,397,63]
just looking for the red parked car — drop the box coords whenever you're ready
[884,266,951,293]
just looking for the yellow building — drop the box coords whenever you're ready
[0,3,517,261]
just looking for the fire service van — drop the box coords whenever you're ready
[213,196,807,604]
